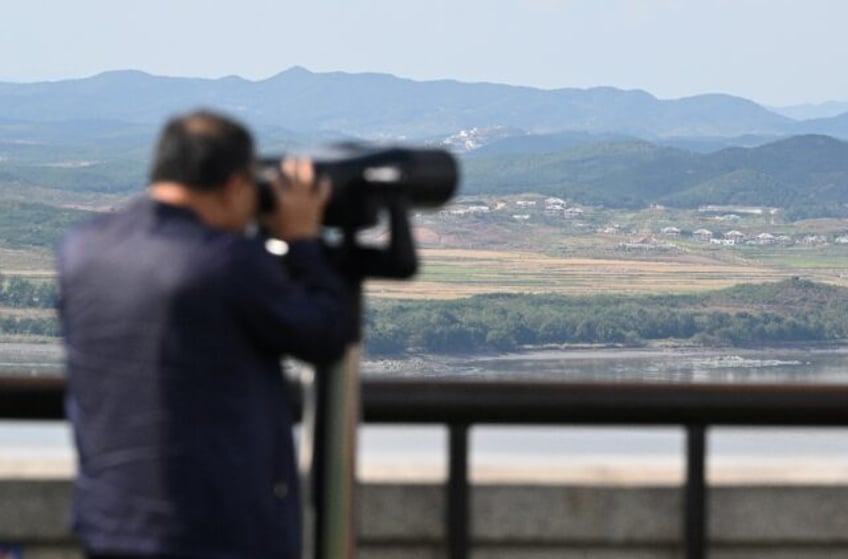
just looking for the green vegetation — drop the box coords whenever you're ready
[1,159,146,193]
[0,276,59,337]
[0,274,56,308]
[0,315,59,337]
[365,279,848,356]
[0,200,94,249]
[462,136,848,219]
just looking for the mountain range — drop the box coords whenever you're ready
[1,67,848,142]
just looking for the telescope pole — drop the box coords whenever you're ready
[303,276,363,559]
[317,344,361,559]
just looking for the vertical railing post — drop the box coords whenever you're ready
[448,423,470,559]
[685,424,707,559]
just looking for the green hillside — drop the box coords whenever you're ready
[462,135,848,218]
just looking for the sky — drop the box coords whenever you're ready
[2,0,847,107]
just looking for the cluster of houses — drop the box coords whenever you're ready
[441,197,584,222]
[436,198,848,248]
[661,227,751,244]
[662,227,848,247]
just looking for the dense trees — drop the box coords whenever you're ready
[0,275,59,338]
[0,315,59,337]
[0,274,56,307]
[365,280,848,356]
[0,202,93,248]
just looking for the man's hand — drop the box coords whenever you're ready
[263,158,331,241]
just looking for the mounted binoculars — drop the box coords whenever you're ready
[256,143,459,229]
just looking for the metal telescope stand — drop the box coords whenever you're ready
[300,196,418,559]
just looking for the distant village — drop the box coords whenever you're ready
[440,196,584,221]
[437,197,848,250]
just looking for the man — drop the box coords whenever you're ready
[58,110,351,559]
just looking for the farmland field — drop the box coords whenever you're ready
[365,248,833,300]
[3,200,848,301]
[0,248,55,276]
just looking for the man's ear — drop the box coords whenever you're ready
[219,173,245,206]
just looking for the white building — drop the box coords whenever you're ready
[710,238,736,246]
[693,229,713,241]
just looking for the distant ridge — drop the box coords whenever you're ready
[4,66,843,139]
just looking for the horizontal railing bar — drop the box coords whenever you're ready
[5,373,848,425]
[0,375,65,420]
[362,379,848,425]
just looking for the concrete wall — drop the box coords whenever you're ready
[3,480,848,558]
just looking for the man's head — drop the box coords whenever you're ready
[149,111,257,231]
[150,110,254,190]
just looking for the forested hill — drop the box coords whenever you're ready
[462,134,848,219]
[366,279,848,356]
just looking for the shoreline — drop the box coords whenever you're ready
[2,341,847,384]
[1,338,846,358]
[361,343,848,378]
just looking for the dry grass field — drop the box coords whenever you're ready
[0,248,56,277]
[4,245,847,302]
[365,248,808,300]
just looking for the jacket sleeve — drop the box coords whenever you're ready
[226,238,354,365]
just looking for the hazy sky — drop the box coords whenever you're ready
[2,0,847,106]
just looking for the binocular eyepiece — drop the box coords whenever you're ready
[256,143,459,229]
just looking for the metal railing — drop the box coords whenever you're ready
[4,373,848,559]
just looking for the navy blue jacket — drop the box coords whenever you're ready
[58,197,350,558]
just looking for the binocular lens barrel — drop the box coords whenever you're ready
[397,149,459,208]
[257,144,460,228]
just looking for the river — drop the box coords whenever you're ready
[3,343,848,483]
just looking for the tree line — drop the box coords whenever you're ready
[3,276,848,354]
[365,279,848,356]
[0,274,56,308]
[0,275,59,338]
[0,315,59,337]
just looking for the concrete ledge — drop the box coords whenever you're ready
[4,480,848,557]
[0,481,71,541]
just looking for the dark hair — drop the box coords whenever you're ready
[149,110,254,191]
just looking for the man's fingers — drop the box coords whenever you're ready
[315,177,331,203]
[280,158,297,184]
[279,158,316,191]
[296,159,315,186]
